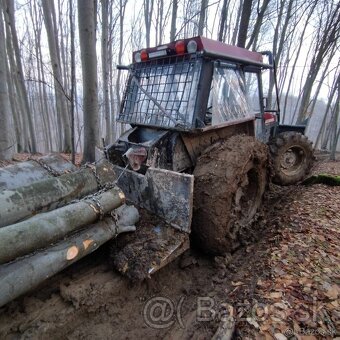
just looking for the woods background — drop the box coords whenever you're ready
[0,0,339,162]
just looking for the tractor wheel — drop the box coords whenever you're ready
[270,131,313,185]
[192,135,268,255]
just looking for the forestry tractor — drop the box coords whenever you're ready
[106,36,313,260]
[0,37,313,307]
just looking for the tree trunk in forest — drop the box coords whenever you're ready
[78,0,99,163]
[0,3,14,160]
[218,0,229,41]
[237,0,252,48]
[4,44,20,152]
[198,0,208,36]
[144,0,154,48]
[296,2,340,124]
[170,0,178,41]
[69,0,76,163]
[330,80,340,160]
[101,0,111,145]
[3,0,36,153]
[246,0,270,49]
[42,0,72,152]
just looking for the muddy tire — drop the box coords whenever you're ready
[192,135,268,255]
[270,132,313,185]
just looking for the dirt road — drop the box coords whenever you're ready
[0,157,339,340]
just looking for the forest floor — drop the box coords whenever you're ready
[0,153,339,340]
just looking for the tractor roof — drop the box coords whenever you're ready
[132,36,269,67]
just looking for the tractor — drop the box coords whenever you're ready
[105,36,313,267]
[0,37,315,306]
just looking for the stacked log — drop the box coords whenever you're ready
[0,187,125,264]
[0,158,139,307]
[0,154,77,191]
[0,205,139,307]
[0,159,118,227]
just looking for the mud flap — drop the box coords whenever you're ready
[112,166,193,233]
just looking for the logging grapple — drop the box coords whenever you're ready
[0,37,313,306]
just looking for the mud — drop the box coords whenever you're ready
[0,154,337,339]
[0,171,337,339]
[111,210,188,281]
[192,135,268,254]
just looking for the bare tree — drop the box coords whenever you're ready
[237,0,252,48]
[330,82,340,160]
[170,0,178,41]
[218,0,229,41]
[4,0,37,152]
[198,0,208,36]
[144,0,154,47]
[0,1,13,159]
[42,0,72,152]
[296,1,340,124]
[78,0,99,162]
[69,0,76,163]
[101,0,111,144]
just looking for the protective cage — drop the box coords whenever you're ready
[118,54,203,130]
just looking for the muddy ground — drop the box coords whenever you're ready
[0,154,339,340]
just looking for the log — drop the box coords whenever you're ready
[302,173,340,186]
[0,205,139,308]
[0,187,125,264]
[0,159,118,227]
[0,154,77,191]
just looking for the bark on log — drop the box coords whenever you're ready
[0,205,139,308]
[0,159,117,227]
[0,154,76,191]
[0,187,125,264]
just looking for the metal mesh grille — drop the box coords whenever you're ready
[118,54,202,130]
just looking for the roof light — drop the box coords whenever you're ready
[175,40,186,55]
[187,40,198,53]
[140,49,148,61]
[134,52,141,63]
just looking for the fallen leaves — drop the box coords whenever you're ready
[233,160,340,339]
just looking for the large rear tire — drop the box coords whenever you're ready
[192,135,268,255]
[270,131,313,185]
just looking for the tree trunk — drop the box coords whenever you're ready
[237,0,252,48]
[296,2,340,124]
[0,205,138,308]
[0,160,117,227]
[78,0,99,163]
[218,0,229,42]
[4,0,37,153]
[70,0,76,162]
[101,0,111,145]
[0,154,77,191]
[42,0,72,152]
[246,0,270,49]
[198,0,208,36]
[0,187,125,264]
[170,0,178,41]
[0,3,14,160]
[144,0,154,47]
